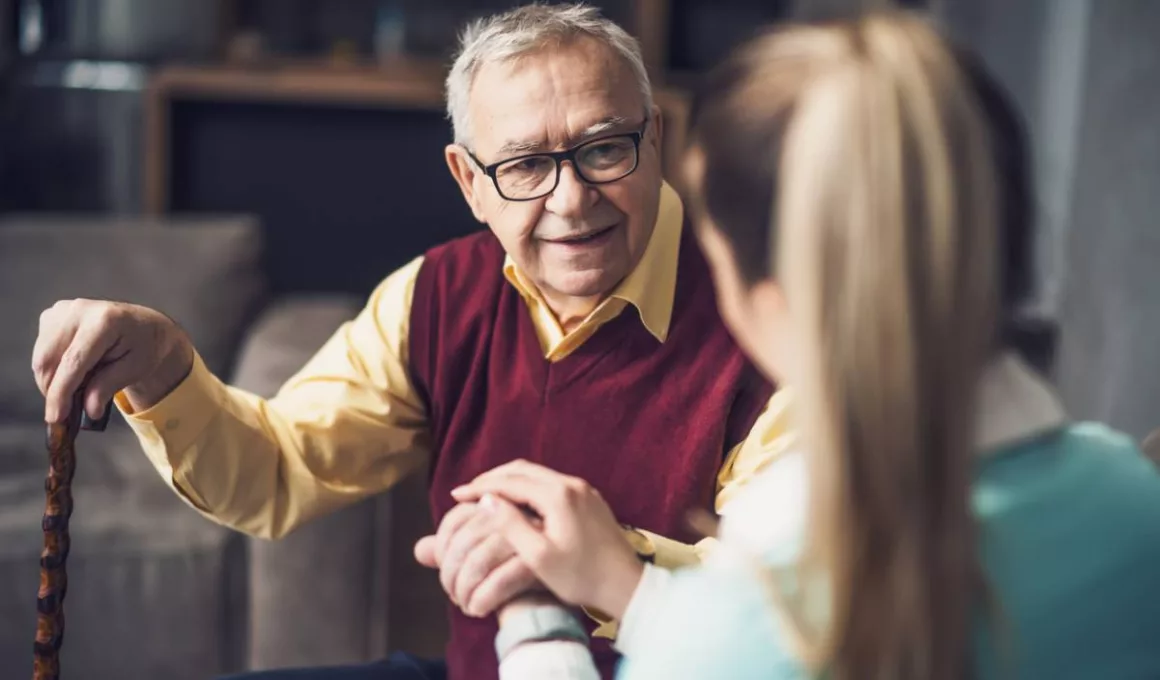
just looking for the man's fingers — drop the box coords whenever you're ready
[464,556,540,618]
[435,502,478,564]
[81,349,133,421]
[45,318,118,423]
[452,533,515,614]
[439,511,492,604]
[414,535,439,568]
[31,306,78,397]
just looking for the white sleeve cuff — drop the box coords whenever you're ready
[613,562,674,656]
[499,640,601,680]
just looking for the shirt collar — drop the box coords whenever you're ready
[502,180,684,343]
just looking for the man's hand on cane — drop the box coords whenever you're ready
[32,299,194,423]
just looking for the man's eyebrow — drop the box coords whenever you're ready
[495,116,635,156]
[497,139,548,156]
[577,116,633,140]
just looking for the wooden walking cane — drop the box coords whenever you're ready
[34,389,111,680]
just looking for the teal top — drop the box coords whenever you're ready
[616,423,1160,679]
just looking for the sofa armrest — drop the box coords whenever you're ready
[229,295,395,670]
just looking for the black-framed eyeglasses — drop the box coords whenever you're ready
[465,119,649,201]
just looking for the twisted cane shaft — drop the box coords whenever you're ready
[34,402,79,680]
[33,392,109,680]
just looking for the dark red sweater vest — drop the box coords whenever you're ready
[408,226,773,680]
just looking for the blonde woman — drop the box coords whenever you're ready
[454,11,1160,680]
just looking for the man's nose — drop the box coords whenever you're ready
[544,162,596,217]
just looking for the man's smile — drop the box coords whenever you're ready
[539,223,619,248]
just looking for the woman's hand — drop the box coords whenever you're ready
[451,460,644,620]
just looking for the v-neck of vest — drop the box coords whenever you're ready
[517,299,651,399]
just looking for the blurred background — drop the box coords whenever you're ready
[0,1,1157,678]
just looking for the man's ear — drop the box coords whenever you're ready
[648,104,664,157]
[445,145,488,223]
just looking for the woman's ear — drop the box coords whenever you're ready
[741,277,793,384]
[747,278,787,321]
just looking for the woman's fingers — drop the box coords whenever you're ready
[454,474,571,521]
[451,460,575,499]
[450,474,519,503]
[480,494,555,576]
[477,459,555,481]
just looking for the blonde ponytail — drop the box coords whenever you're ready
[786,17,998,679]
[689,12,1001,680]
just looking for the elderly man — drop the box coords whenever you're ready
[31,4,787,680]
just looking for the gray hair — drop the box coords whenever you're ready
[445,2,654,146]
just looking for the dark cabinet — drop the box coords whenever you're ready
[1,60,146,213]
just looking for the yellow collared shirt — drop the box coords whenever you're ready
[115,181,795,637]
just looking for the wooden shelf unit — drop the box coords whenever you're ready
[144,58,690,214]
[147,0,808,212]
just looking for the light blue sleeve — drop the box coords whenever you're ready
[615,555,809,680]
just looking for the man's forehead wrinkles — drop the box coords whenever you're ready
[494,114,634,156]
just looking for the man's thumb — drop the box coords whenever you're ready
[413,534,439,568]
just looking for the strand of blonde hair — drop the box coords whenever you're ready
[763,13,998,679]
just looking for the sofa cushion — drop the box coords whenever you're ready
[0,215,267,422]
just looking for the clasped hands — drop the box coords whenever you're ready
[413,460,645,625]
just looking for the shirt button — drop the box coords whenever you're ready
[165,418,180,431]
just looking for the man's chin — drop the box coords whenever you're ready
[546,269,624,301]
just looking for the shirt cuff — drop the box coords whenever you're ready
[638,528,704,569]
[585,527,704,639]
[113,350,226,509]
[613,563,673,656]
[499,640,600,680]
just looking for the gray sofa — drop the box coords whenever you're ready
[0,215,447,679]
